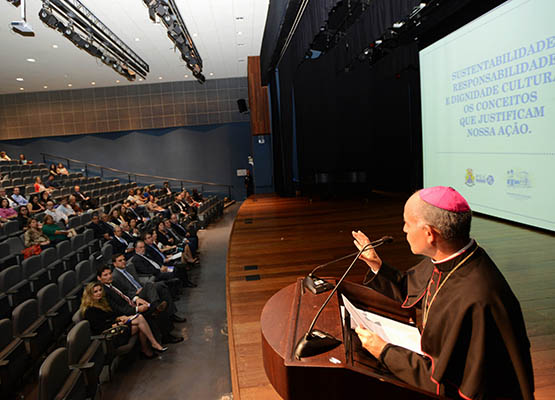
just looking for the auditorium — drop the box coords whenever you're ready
[0,0,553,399]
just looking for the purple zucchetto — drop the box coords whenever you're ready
[419,186,470,213]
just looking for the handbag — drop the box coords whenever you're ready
[101,324,129,339]
[22,244,42,259]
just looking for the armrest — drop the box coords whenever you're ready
[46,312,59,318]
[66,295,77,301]
[69,361,95,371]
[20,332,38,339]
[7,289,17,295]
[0,359,9,367]
[28,276,38,281]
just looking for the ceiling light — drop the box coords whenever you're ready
[135,37,140,42]
[43,85,48,89]
[237,31,242,35]
[375,39,383,45]
[91,82,96,85]
[192,33,197,37]
[138,78,143,81]
[19,88,24,91]
[52,44,58,48]
[16,77,24,81]
[116,80,120,83]
[158,76,163,80]
[26,58,36,62]
[184,74,189,78]
[393,21,405,29]
[209,72,214,76]
[67,83,72,87]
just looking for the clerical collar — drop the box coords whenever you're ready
[431,239,475,265]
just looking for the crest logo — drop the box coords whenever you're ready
[465,168,475,187]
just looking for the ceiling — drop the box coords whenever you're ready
[0,0,270,94]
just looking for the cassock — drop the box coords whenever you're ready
[364,240,534,400]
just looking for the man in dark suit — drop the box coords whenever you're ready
[89,213,112,241]
[73,185,96,210]
[97,264,183,344]
[143,231,196,287]
[111,253,186,325]
[110,225,134,260]
[132,240,180,282]
[167,216,198,256]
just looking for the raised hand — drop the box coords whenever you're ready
[352,230,383,273]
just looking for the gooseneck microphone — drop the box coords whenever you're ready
[295,236,394,359]
[303,236,394,294]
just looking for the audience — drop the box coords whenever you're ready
[45,200,68,226]
[56,162,69,176]
[89,213,113,241]
[39,191,52,208]
[0,198,17,220]
[44,174,60,190]
[48,163,58,177]
[27,194,45,215]
[19,153,29,165]
[68,194,83,214]
[81,281,166,358]
[0,188,17,208]
[34,176,47,193]
[73,185,96,209]
[24,218,51,249]
[17,205,31,230]
[0,151,11,161]
[56,197,76,220]
[11,187,28,206]
[110,226,135,260]
[42,214,70,245]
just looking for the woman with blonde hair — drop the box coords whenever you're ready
[80,282,166,358]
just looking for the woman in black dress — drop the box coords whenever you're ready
[80,282,166,357]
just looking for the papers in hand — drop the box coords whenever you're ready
[168,252,182,261]
[341,294,423,355]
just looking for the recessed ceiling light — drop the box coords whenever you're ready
[67,83,72,87]
[135,37,140,42]
[209,72,214,76]
[26,58,36,63]
[16,77,24,81]
[91,82,96,85]
[19,87,24,91]
[184,74,189,78]
[192,33,197,37]
[116,80,120,83]
[52,44,58,49]
[138,78,143,81]
[236,16,244,20]
[43,85,48,89]
[237,31,243,35]
[158,76,163,80]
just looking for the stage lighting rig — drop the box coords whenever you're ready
[39,0,149,81]
[143,0,205,83]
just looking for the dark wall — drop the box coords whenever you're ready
[0,122,253,200]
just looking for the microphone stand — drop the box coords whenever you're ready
[295,239,391,359]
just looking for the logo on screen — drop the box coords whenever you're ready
[465,169,475,187]
[507,169,531,189]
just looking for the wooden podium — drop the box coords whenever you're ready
[261,279,439,399]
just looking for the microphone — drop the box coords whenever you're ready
[294,236,394,359]
[303,236,394,295]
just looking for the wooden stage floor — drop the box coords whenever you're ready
[226,194,555,400]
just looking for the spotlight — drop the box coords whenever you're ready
[39,8,59,28]
[193,70,205,84]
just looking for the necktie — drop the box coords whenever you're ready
[121,269,141,290]
[139,254,161,270]
[108,284,134,306]
[150,244,165,259]
[117,236,128,246]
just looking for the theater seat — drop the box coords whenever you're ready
[21,254,50,294]
[40,247,65,283]
[0,319,31,398]
[12,299,53,361]
[37,283,72,339]
[37,347,87,400]
[58,270,82,313]
[66,321,104,398]
[0,265,33,310]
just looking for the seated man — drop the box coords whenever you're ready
[110,225,135,260]
[73,185,96,210]
[168,215,198,256]
[111,254,186,328]
[88,213,113,241]
[120,221,138,244]
[45,200,69,226]
[353,187,534,399]
[44,174,60,190]
[10,187,28,207]
[131,240,181,283]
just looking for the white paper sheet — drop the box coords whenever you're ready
[342,294,423,355]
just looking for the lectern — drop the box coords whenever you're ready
[261,278,439,399]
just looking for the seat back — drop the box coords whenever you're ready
[56,240,71,259]
[3,221,19,237]
[36,283,58,316]
[21,255,43,279]
[12,298,38,336]
[38,348,70,400]
[66,321,91,366]
[0,318,12,349]
[40,247,57,268]
[101,243,112,264]
[75,260,91,284]
[6,237,23,255]
[0,265,22,292]
[58,270,78,298]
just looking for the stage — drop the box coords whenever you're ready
[226,194,555,399]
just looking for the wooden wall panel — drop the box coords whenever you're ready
[247,56,271,136]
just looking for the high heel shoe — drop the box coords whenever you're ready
[154,346,168,353]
